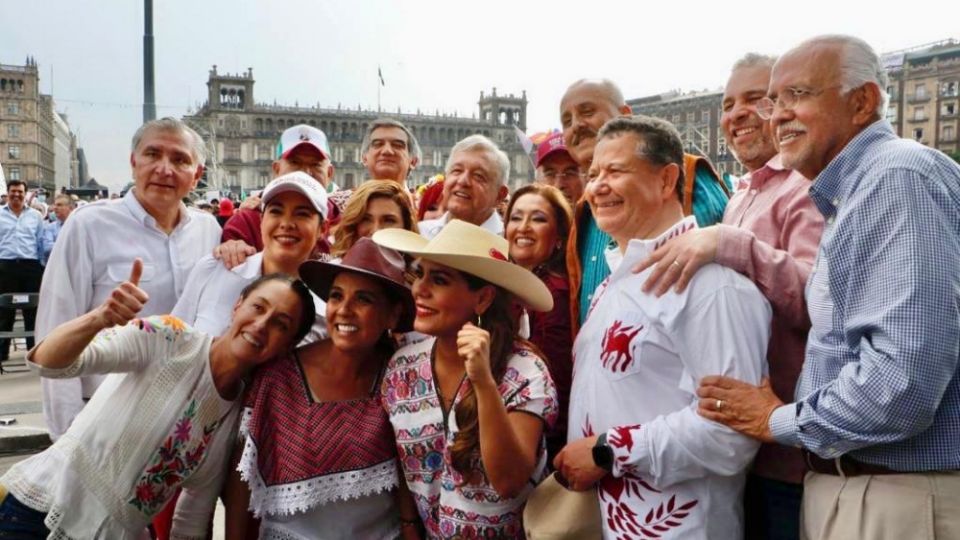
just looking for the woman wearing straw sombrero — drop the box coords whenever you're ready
[374,219,559,539]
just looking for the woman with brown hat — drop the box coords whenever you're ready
[224,237,420,540]
[373,220,558,539]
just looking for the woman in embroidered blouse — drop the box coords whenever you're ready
[0,270,315,540]
[224,237,421,540]
[504,183,574,462]
[373,220,559,539]
[330,179,419,259]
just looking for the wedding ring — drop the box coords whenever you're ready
[716,399,724,411]
[671,260,682,269]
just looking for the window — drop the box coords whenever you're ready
[944,103,957,117]
[225,142,241,160]
[944,126,956,142]
[915,83,927,98]
[6,101,18,115]
[702,110,711,123]
[686,112,695,123]
[913,107,926,121]
[886,107,898,122]
[7,123,19,138]
[7,144,20,159]
[913,128,924,141]
[943,81,958,97]
[8,166,20,180]
[259,171,269,186]
[228,172,238,187]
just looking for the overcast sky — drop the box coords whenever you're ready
[2,0,957,192]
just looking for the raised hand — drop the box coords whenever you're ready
[457,322,495,388]
[95,258,150,328]
[213,239,256,270]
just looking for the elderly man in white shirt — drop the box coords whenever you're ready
[37,117,221,440]
[418,134,508,239]
[554,116,770,539]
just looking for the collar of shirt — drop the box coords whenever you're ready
[232,251,264,279]
[434,210,504,235]
[603,215,699,275]
[741,154,788,191]
[810,120,893,218]
[122,188,192,232]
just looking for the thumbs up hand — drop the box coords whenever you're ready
[95,258,151,328]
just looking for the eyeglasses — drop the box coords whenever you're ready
[756,85,841,119]
[540,170,585,182]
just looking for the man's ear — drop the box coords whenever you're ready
[618,104,633,116]
[271,160,282,176]
[661,163,681,200]
[497,184,509,203]
[409,156,419,170]
[852,83,882,126]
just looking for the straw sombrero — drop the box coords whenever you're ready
[371,220,553,312]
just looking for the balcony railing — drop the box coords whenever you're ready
[941,111,958,119]
[940,89,959,98]
[940,135,958,143]
[907,93,931,103]
[907,115,929,123]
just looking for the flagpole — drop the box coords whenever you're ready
[377,65,381,112]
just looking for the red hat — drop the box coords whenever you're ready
[218,198,235,217]
[535,132,572,167]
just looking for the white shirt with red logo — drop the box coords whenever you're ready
[569,216,771,539]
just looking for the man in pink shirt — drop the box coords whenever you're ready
[636,53,824,540]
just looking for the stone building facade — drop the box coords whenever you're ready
[183,67,533,194]
[884,39,960,155]
[628,90,743,178]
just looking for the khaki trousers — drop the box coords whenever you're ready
[802,470,960,540]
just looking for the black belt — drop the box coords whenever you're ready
[803,450,898,476]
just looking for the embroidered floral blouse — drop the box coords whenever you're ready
[381,337,558,539]
[1,316,241,540]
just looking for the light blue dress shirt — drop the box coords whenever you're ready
[0,205,44,260]
[769,120,960,471]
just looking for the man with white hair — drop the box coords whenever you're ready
[38,117,221,439]
[698,35,960,539]
[637,53,824,540]
[418,134,508,239]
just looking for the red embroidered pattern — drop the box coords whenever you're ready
[601,321,643,372]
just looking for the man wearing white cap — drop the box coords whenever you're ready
[218,124,334,266]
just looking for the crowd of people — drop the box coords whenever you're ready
[1,32,959,540]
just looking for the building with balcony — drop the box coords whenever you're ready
[883,39,960,153]
[627,89,742,177]
[182,66,533,194]
[0,57,82,193]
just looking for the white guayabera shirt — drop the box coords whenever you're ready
[569,216,771,540]
[36,189,221,440]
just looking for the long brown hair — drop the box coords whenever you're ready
[504,183,573,277]
[331,180,418,258]
[448,273,523,479]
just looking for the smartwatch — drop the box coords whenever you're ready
[592,432,614,472]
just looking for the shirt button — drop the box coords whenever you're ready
[587,294,593,300]
[832,198,840,205]
[749,189,758,195]
[827,217,835,225]
[591,256,597,262]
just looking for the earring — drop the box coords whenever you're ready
[476,313,483,327]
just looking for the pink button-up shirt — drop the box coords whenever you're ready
[715,155,824,484]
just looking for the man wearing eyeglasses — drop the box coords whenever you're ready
[695,35,960,540]
[535,132,583,204]
[636,53,824,540]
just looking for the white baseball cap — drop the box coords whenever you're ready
[261,171,329,219]
[277,124,330,160]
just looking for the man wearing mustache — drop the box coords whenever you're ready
[697,35,960,540]
[560,79,730,332]
[636,53,824,540]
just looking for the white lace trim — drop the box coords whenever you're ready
[237,434,399,518]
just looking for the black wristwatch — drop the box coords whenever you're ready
[592,433,614,472]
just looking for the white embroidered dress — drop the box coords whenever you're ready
[569,217,771,540]
[1,316,241,540]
